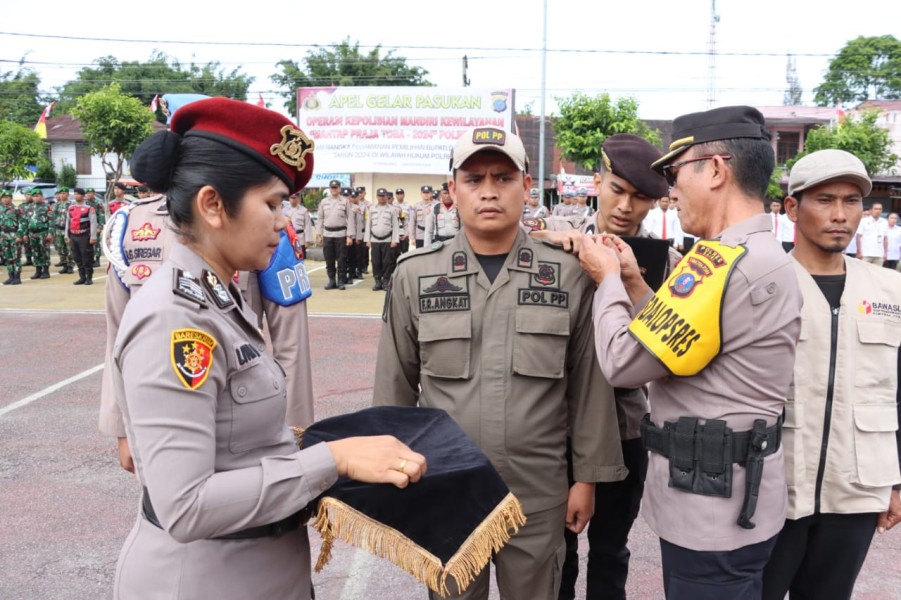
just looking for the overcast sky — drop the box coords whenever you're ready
[2,0,897,120]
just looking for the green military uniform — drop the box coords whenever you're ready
[23,191,53,279]
[87,190,105,266]
[0,191,23,285]
[20,195,35,266]
[51,189,74,273]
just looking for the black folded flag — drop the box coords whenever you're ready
[620,236,673,292]
[300,406,526,597]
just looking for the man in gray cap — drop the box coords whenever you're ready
[374,126,624,600]
[553,189,577,217]
[579,106,802,597]
[761,149,901,600]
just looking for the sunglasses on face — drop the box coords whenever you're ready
[662,155,732,186]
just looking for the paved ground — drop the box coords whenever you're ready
[0,257,898,599]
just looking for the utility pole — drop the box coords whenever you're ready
[707,0,719,108]
[462,55,470,87]
[538,0,547,205]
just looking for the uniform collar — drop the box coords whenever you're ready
[444,228,542,278]
[718,213,771,247]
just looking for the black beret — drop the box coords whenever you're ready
[601,134,668,199]
[73,187,86,194]
[651,105,771,173]
[421,185,433,193]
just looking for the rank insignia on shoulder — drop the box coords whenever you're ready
[172,269,207,306]
[171,328,217,390]
[202,269,234,309]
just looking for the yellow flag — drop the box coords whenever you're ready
[34,103,54,139]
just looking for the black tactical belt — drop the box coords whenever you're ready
[142,487,311,539]
[435,235,455,242]
[641,414,781,529]
[324,225,347,232]
[295,229,304,234]
[641,415,780,466]
[69,231,89,236]
[1,227,16,233]
[371,234,391,241]
[417,225,425,230]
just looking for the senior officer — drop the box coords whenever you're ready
[579,106,802,598]
[529,134,680,600]
[108,98,425,600]
[373,126,625,600]
[761,150,901,600]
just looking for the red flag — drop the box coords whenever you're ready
[150,94,159,113]
[34,103,54,139]
[257,94,265,108]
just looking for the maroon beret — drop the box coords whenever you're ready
[601,134,668,199]
[170,97,315,193]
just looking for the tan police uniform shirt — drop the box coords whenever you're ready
[373,229,626,515]
[424,203,460,245]
[785,256,901,518]
[349,201,365,241]
[285,204,315,247]
[409,200,435,242]
[365,203,400,244]
[100,197,315,438]
[534,215,683,440]
[592,213,802,551]
[393,201,412,242]
[316,195,354,239]
[111,241,336,600]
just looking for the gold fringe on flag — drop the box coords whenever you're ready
[311,492,527,597]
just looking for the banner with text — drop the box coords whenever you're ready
[297,87,515,175]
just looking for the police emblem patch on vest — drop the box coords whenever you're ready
[628,240,746,376]
[418,275,470,313]
[171,328,217,390]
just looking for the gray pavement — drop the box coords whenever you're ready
[0,285,899,599]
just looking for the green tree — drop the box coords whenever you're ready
[71,83,156,200]
[814,35,901,106]
[766,167,787,201]
[271,38,432,117]
[552,92,661,171]
[786,109,898,176]
[57,52,254,118]
[0,58,44,128]
[0,120,45,186]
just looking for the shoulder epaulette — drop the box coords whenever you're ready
[396,240,447,265]
[172,269,208,307]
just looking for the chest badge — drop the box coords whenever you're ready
[202,269,235,309]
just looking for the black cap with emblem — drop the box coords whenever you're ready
[601,134,668,200]
[651,106,770,174]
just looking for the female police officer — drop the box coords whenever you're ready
[111,97,425,600]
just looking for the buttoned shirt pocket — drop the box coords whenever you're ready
[513,307,570,379]
[419,312,471,379]
[227,358,287,453]
[851,403,901,487]
[854,319,901,398]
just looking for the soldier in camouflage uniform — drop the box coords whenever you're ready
[23,188,53,279]
[0,189,23,285]
[85,188,104,267]
[20,190,36,267]
[51,187,74,274]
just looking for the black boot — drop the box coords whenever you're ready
[8,274,21,285]
[84,275,93,285]
[2,275,12,285]
[372,277,383,291]
[38,266,50,279]
[30,267,42,280]
[337,276,347,290]
[59,265,73,274]
[324,278,337,290]
[73,268,86,285]
[53,260,64,267]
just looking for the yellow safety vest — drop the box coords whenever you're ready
[628,240,747,376]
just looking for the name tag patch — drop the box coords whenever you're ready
[418,275,470,313]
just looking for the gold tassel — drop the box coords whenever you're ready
[291,426,305,448]
[310,493,526,598]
